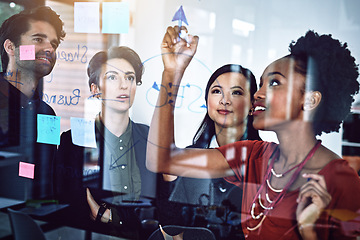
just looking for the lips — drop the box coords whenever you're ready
[217,109,232,115]
[36,56,52,64]
[252,103,266,115]
[117,94,129,100]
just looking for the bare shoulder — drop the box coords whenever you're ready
[305,144,341,171]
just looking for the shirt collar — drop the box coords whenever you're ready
[95,116,132,148]
[209,135,219,148]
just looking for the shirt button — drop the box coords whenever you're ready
[119,221,123,225]
[120,146,123,150]
[124,186,128,190]
[121,165,126,169]
[119,139,123,143]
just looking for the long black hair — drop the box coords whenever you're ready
[192,64,261,148]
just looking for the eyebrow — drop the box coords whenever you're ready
[105,71,120,75]
[211,85,244,91]
[31,33,47,38]
[267,71,286,78]
[105,70,135,76]
[124,71,135,75]
[231,86,244,91]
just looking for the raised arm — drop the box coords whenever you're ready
[146,26,233,179]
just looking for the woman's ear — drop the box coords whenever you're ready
[4,39,15,56]
[303,91,322,111]
[91,83,101,98]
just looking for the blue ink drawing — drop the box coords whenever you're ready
[152,82,160,91]
[172,5,189,29]
[109,140,140,170]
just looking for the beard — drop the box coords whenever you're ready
[15,49,56,78]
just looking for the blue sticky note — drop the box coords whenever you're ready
[37,114,61,145]
[102,2,129,34]
[70,117,97,148]
[74,2,100,33]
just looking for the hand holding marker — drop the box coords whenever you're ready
[172,5,190,45]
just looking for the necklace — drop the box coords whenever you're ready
[258,194,273,210]
[265,193,273,203]
[266,179,283,193]
[246,140,322,231]
[271,158,308,178]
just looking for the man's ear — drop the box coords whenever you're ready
[4,39,15,56]
[90,83,101,98]
[303,91,322,111]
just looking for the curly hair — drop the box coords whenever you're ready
[288,30,359,135]
[0,6,66,72]
[87,46,144,89]
[192,64,261,148]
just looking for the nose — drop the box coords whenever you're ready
[219,93,231,105]
[43,41,55,54]
[254,85,266,100]
[119,77,128,90]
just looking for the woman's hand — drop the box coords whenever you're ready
[161,25,199,73]
[296,173,332,238]
[86,188,110,223]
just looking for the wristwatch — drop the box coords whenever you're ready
[95,203,107,222]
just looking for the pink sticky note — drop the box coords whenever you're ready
[19,162,35,179]
[19,45,35,60]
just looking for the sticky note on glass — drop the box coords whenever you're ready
[74,2,100,33]
[19,45,35,60]
[102,2,129,34]
[19,162,35,179]
[37,114,61,145]
[70,117,97,148]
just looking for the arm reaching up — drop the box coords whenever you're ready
[146,26,233,179]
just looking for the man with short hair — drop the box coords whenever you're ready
[0,6,65,199]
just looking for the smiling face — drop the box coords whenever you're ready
[93,58,137,114]
[207,72,251,129]
[252,57,306,131]
[14,20,59,77]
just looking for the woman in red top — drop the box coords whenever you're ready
[147,26,360,239]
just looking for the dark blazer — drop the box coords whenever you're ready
[0,75,57,199]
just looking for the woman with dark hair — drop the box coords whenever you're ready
[192,64,260,148]
[147,26,360,239]
[55,46,157,239]
[159,64,260,233]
